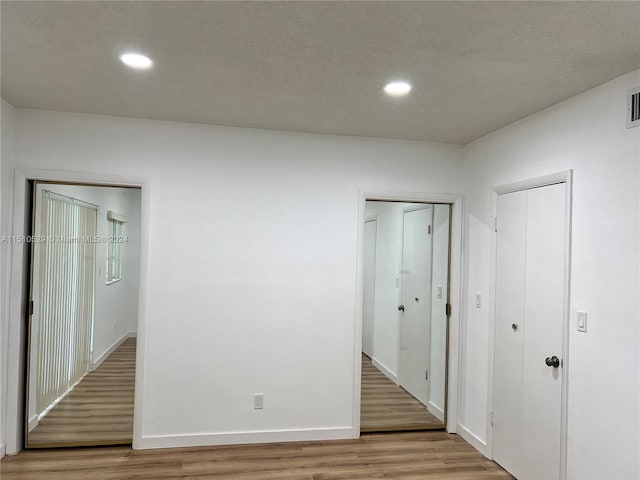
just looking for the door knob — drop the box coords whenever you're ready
[511,323,518,331]
[398,305,405,312]
[545,356,560,368]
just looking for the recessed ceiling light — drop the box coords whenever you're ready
[119,52,153,70]
[384,81,412,97]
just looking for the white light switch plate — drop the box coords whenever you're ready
[577,311,587,333]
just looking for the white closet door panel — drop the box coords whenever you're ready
[522,183,565,480]
[493,190,527,479]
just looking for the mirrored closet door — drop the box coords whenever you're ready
[26,182,141,447]
[361,201,451,432]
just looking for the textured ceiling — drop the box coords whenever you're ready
[2,1,639,144]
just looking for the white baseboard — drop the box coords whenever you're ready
[28,414,39,433]
[136,427,355,450]
[457,423,489,457]
[90,333,129,371]
[0,442,5,458]
[427,401,444,422]
[371,357,398,384]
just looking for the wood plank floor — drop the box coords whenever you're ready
[28,337,136,447]
[2,431,513,480]
[361,354,444,432]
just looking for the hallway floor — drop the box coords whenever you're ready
[361,354,443,432]
[2,430,512,480]
[28,337,136,447]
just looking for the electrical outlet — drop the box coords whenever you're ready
[254,393,264,410]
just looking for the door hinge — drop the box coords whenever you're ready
[490,411,495,427]
[29,300,34,316]
[425,370,429,380]
[494,217,498,232]
[445,303,452,316]
[427,225,432,235]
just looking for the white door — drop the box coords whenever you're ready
[399,207,432,405]
[362,219,377,357]
[493,183,566,480]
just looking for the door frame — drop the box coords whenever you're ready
[353,191,463,435]
[487,170,573,480]
[4,168,150,454]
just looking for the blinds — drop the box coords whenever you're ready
[35,192,97,416]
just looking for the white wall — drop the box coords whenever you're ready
[3,109,464,450]
[461,70,640,479]
[1,100,17,458]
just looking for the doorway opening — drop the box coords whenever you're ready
[24,181,142,448]
[360,200,452,433]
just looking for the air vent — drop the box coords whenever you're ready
[628,87,640,129]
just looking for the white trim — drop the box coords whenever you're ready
[352,191,365,436]
[487,170,572,480]
[458,423,489,457]
[5,169,29,454]
[493,170,570,195]
[427,400,444,423]
[560,172,573,480]
[371,357,398,384]
[448,193,464,435]
[17,168,147,188]
[128,331,137,338]
[0,442,5,458]
[485,190,498,457]
[6,168,149,454]
[90,332,129,371]
[354,190,463,434]
[137,427,356,450]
